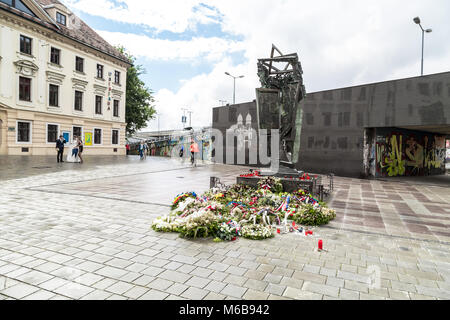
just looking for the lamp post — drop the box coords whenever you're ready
[413,17,432,76]
[225,72,244,105]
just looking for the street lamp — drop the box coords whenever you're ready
[413,17,432,76]
[225,72,244,105]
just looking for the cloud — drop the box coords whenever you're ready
[96,30,245,62]
[63,0,220,33]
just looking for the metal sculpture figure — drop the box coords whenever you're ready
[256,44,306,171]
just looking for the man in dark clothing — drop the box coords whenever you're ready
[56,135,66,163]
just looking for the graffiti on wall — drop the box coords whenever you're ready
[376,129,447,177]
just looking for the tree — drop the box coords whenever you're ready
[116,46,156,136]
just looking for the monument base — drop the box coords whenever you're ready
[236,175,316,194]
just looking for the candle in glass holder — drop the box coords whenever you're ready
[318,240,323,251]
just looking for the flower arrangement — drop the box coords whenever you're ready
[217,220,241,241]
[241,224,274,240]
[171,192,198,211]
[151,176,336,242]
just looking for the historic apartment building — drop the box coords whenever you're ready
[0,0,131,156]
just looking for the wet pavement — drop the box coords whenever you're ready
[0,156,449,300]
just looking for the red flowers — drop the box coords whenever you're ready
[240,171,261,178]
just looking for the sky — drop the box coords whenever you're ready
[61,0,450,132]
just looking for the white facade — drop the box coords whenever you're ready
[0,0,130,156]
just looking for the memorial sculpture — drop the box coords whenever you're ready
[256,44,307,175]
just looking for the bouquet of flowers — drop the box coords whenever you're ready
[241,224,274,240]
[217,220,241,241]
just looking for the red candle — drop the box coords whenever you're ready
[277,229,281,234]
[318,240,323,251]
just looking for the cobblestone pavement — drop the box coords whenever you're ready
[0,156,449,300]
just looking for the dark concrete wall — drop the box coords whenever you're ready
[298,72,450,177]
[213,72,450,177]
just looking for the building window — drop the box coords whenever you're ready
[344,112,351,126]
[113,100,119,117]
[308,137,314,149]
[47,124,59,143]
[56,12,66,26]
[305,113,314,125]
[97,64,104,79]
[19,76,31,101]
[75,56,84,72]
[17,121,31,143]
[73,126,82,139]
[323,112,331,127]
[95,96,102,115]
[50,47,60,65]
[74,90,83,111]
[49,84,59,107]
[94,128,102,145]
[114,71,120,84]
[112,130,119,145]
[20,35,32,55]
[2,0,36,16]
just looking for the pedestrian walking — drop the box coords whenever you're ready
[77,136,84,163]
[139,141,145,160]
[56,135,66,163]
[190,138,199,167]
[126,143,130,155]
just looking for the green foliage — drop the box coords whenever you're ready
[178,221,220,239]
[115,46,156,135]
[292,204,336,226]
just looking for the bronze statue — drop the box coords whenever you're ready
[256,45,306,171]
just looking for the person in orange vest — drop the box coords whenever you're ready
[190,138,200,167]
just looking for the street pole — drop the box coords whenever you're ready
[225,72,244,105]
[233,77,236,105]
[421,29,424,76]
[413,17,432,77]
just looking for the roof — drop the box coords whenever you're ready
[0,0,130,65]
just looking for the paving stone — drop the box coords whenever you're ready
[209,271,228,282]
[204,280,227,293]
[92,278,117,290]
[123,286,149,299]
[265,283,286,296]
[221,284,247,298]
[204,292,226,300]
[15,270,54,286]
[166,283,189,296]
[181,287,209,300]
[344,280,369,293]
[282,287,323,300]
[302,281,339,297]
[23,290,56,300]
[158,270,191,284]
[105,281,135,295]
[339,288,360,300]
[243,289,269,300]
[139,289,170,300]
[80,290,113,300]
[0,283,39,299]
[388,289,410,300]
[54,282,94,300]
[244,270,267,281]
[292,271,326,284]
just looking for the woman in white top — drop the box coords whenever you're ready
[66,139,81,163]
